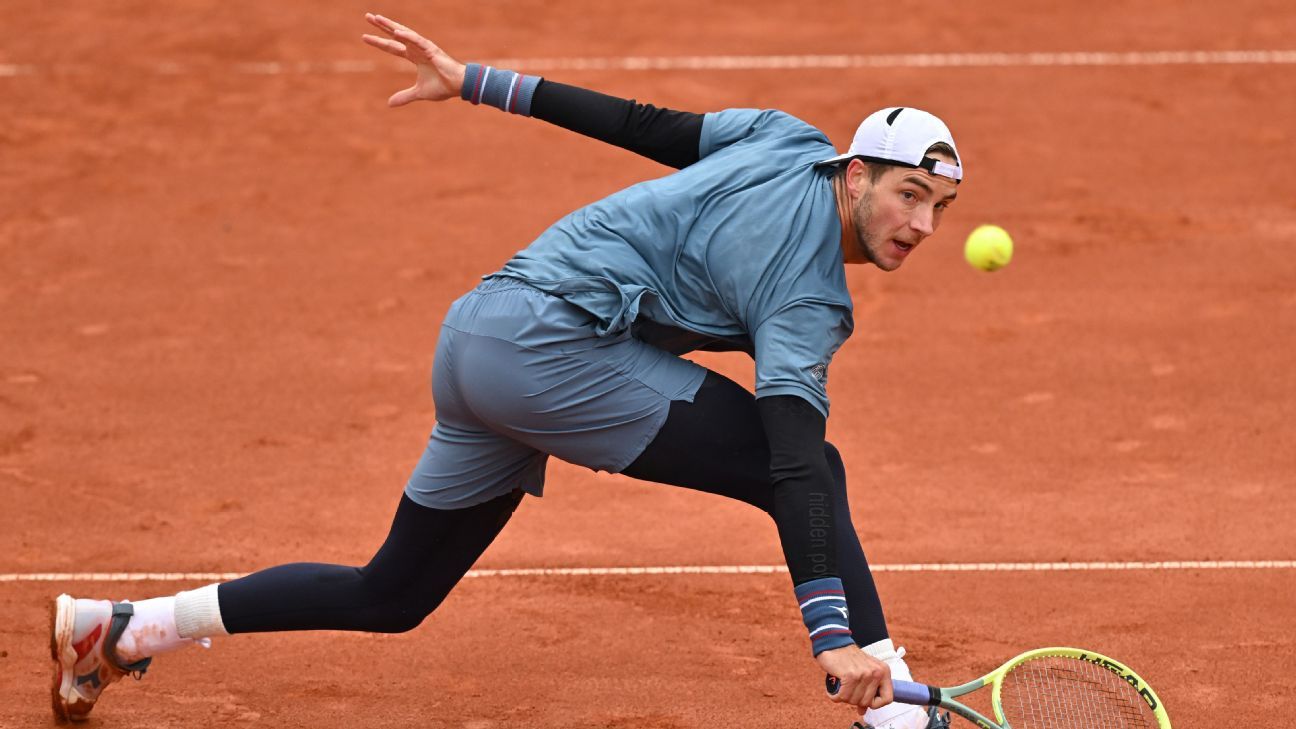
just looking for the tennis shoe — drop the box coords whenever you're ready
[50,594,152,722]
[852,705,950,729]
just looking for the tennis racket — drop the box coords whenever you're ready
[826,646,1171,728]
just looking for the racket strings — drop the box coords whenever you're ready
[999,656,1157,728]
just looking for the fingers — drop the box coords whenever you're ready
[869,675,895,710]
[823,661,890,711]
[364,12,409,38]
[392,27,437,58]
[361,34,407,58]
[853,674,880,709]
[828,676,870,710]
[844,679,866,708]
[818,647,895,713]
[366,13,436,52]
[825,672,867,706]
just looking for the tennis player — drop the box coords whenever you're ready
[49,13,960,729]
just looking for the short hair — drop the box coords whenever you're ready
[831,158,891,184]
[925,142,959,166]
[830,141,960,184]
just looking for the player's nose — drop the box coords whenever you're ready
[910,208,935,236]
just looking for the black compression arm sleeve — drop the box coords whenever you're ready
[757,395,838,585]
[529,80,704,169]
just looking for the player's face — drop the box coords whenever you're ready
[850,154,959,271]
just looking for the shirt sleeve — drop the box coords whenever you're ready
[752,301,853,417]
[699,109,827,160]
[529,80,705,169]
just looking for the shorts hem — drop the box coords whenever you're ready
[403,475,537,511]
[608,365,706,474]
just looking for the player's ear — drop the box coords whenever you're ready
[845,158,870,196]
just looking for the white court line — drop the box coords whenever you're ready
[1,560,1292,583]
[485,49,1296,72]
[2,50,1295,79]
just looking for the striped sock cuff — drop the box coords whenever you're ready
[795,577,855,655]
[460,63,541,116]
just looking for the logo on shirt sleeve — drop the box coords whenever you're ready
[810,363,828,385]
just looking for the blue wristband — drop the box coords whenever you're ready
[795,577,855,655]
[461,63,541,116]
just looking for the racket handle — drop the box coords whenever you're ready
[893,680,939,706]
[825,674,938,706]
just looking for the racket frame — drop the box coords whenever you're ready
[897,646,1172,729]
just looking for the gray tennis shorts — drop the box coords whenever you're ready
[405,277,707,509]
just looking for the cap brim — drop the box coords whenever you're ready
[815,152,962,182]
[814,151,856,168]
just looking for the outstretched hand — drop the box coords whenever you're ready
[361,13,466,107]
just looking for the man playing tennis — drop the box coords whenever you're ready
[50,13,960,729]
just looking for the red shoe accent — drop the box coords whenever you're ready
[73,623,103,662]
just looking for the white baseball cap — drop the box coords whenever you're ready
[817,107,963,182]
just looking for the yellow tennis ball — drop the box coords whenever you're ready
[964,224,1014,272]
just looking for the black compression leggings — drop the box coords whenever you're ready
[219,371,887,646]
[621,371,889,646]
[219,490,522,633]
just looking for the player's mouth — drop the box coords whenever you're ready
[892,240,914,256]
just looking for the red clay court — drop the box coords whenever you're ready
[2,1,1294,726]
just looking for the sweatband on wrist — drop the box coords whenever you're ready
[795,577,855,655]
[461,63,541,116]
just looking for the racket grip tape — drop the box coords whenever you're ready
[825,674,939,706]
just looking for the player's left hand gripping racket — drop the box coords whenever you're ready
[826,646,1171,728]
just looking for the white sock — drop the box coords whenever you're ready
[862,638,901,663]
[174,583,230,640]
[861,639,927,729]
[113,597,193,663]
[114,584,228,663]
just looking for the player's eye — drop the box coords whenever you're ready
[901,190,918,202]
